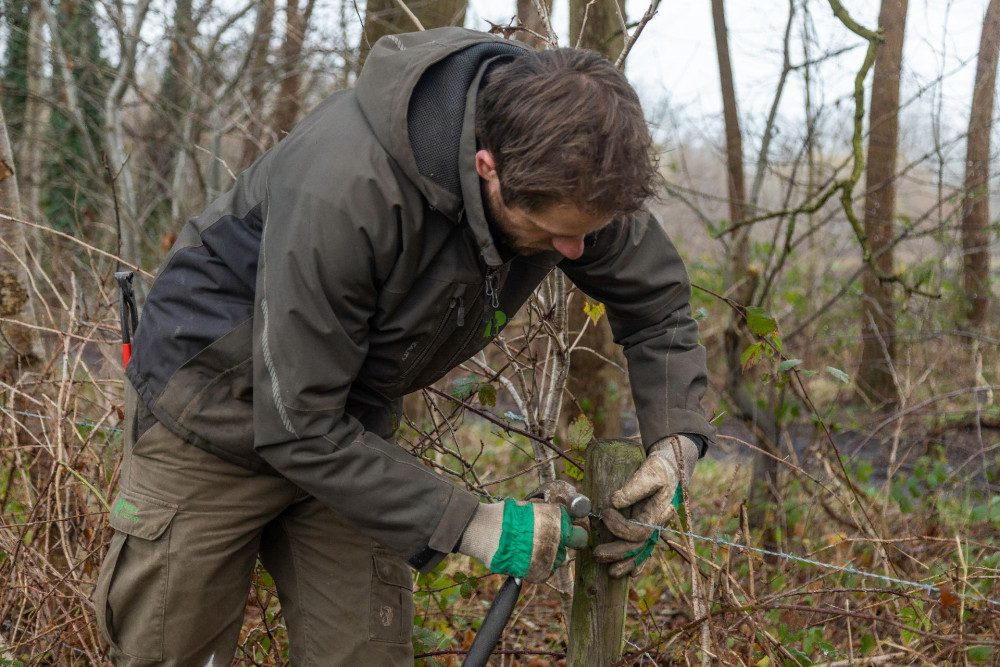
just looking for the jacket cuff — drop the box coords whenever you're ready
[408,485,480,573]
[643,408,717,454]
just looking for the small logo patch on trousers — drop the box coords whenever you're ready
[379,605,394,627]
[114,498,140,523]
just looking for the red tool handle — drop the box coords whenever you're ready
[115,272,138,368]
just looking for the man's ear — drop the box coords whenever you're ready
[475,150,497,180]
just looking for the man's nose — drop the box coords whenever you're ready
[552,236,585,260]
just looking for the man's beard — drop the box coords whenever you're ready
[482,183,547,256]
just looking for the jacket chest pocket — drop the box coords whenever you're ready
[390,282,472,384]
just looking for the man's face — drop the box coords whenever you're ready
[476,150,611,261]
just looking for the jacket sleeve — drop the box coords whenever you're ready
[252,163,478,572]
[559,210,716,452]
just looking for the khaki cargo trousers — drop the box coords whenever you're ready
[93,389,415,666]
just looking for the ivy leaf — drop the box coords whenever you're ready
[477,383,496,407]
[745,306,779,337]
[567,414,594,450]
[451,375,479,401]
[583,299,606,325]
[825,366,850,384]
[778,359,802,373]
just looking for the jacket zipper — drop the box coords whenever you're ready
[398,290,462,381]
[439,267,503,372]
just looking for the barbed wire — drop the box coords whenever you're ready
[469,486,1000,610]
[5,406,998,610]
[617,514,1000,609]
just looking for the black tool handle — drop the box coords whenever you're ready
[462,576,522,667]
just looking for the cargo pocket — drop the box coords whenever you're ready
[93,489,178,661]
[369,547,414,644]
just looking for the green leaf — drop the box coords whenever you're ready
[989,500,1000,524]
[567,414,594,450]
[825,366,850,384]
[477,383,496,407]
[768,333,783,355]
[451,375,479,400]
[583,299,606,325]
[745,306,779,336]
[778,359,802,372]
[564,458,584,481]
[968,646,993,663]
[859,634,875,655]
[694,307,709,321]
[740,341,765,370]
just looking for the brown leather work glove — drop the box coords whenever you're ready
[593,435,699,577]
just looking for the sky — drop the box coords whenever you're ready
[464,0,995,153]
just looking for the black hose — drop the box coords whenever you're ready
[461,576,522,667]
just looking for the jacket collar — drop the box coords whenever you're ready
[458,56,510,268]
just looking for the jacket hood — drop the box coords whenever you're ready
[354,28,528,265]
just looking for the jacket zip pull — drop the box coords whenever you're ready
[484,269,500,312]
[455,297,465,327]
[483,268,501,336]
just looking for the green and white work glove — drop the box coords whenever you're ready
[593,435,700,578]
[457,498,589,584]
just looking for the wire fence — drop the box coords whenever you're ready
[5,404,997,611]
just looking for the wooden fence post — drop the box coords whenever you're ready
[567,438,645,666]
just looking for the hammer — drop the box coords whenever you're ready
[461,481,590,667]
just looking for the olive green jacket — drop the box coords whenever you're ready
[128,27,714,571]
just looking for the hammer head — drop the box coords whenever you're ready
[525,480,591,518]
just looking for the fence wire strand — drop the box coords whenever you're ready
[6,406,999,612]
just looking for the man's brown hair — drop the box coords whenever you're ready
[476,47,657,216]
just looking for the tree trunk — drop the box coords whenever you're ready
[569,0,624,58]
[161,0,198,234]
[712,0,748,262]
[18,0,47,231]
[0,99,44,377]
[358,0,467,72]
[270,0,316,137]
[858,0,907,408]
[103,0,153,299]
[961,0,1000,326]
[239,0,277,169]
[711,0,781,533]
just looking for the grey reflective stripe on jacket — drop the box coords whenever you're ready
[127,27,715,572]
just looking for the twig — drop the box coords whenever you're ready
[425,386,582,471]
[394,0,424,31]
[615,0,660,69]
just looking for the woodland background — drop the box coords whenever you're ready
[1,0,1000,664]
